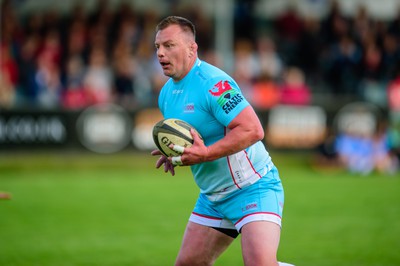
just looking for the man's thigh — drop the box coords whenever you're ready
[241,221,281,266]
[175,221,235,266]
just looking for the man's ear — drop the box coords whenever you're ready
[190,42,198,56]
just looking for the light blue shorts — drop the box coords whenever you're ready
[189,166,284,232]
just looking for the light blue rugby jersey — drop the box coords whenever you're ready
[158,58,274,201]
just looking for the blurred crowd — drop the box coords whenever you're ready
[1,0,172,110]
[1,0,400,173]
[1,0,400,112]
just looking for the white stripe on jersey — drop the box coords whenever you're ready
[227,150,262,189]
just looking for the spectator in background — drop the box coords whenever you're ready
[335,127,375,175]
[362,42,382,81]
[324,34,362,95]
[88,0,114,34]
[113,14,140,51]
[232,38,258,100]
[381,33,400,82]
[134,39,164,108]
[112,38,136,110]
[387,65,400,111]
[133,13,168,107]
[83,47,113,105]
[32,30,63,108]
[313,128,341,170]
[39,29,62,67]
[352,5,373,47]
[113,56,136,109]
[279,66,311,106]
[373,121,398,174]
[335,114,398,175]
[34,50,62,108]
[388,6,400,40]
[358,42,387,108]
[86,23,109,57]
[15,34,40,106]
[321,0,349,44]
[0,73,14,109]
[275,4,303,65]
[255,36,283,81]
[61,55,88,109]
[0,44,18,108]
[251,73,281,110]
[1,0,21,108]
[297,16,323,85]
[62,16,88,109]
[1,0,23,47]
[65,20,88,63]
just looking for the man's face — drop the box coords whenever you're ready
[155,25,194,81]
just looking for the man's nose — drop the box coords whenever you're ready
[157,47,164,57]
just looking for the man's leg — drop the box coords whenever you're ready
[241,221,281,266]
[175,221,235,266]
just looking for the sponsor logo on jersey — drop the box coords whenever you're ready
[209,80,232,96]
[184,103,195,113]
[209,80,244,114]
[172,89,184,94]
[242,202,258,212]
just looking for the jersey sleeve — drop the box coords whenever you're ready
[206,78,250,126]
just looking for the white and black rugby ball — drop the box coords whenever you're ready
[152,118,202,157]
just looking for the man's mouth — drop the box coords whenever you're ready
[160,62,171,69]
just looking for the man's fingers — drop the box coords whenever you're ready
[156,156,166,168]
[151,149,162,156]
[172,145,185,154]
[164,158,176,175]
[168,163,176,176]
[155,155,176,175]
[171,156,183,166]
[190,128,203,143]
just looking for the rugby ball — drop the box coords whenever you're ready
[152,118,201,157]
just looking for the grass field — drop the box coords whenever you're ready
[0,150,399,266]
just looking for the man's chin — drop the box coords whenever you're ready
[163,70,173,77]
